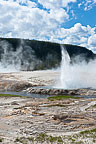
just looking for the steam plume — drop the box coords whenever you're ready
[0,40,40,72]
[55,46,96,89]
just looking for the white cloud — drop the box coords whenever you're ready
[0,0,96,52]
[88,34,96,46]
[78,3,82,8]
[52,23,96,52]
[15,0,37,7]
[38,0,76,9]
[0,0,76,40]
[78,0,96,11]
[84,0,96,11]
[49,8,69,23]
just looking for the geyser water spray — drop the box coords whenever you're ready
[55,46,96,89]
[60,46,71,88]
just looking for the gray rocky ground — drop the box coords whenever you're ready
[0,70,96,143]
[0,70,96,96]
[0,96,96,144]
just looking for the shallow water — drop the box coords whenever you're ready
[0,91,50,98]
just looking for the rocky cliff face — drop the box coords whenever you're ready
[0,38,95,71]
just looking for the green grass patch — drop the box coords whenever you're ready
[14,131,96,144]
[80,128,96,135]
[71,138,75,142]
[15,134,63,144]
[0,93,26,98]
[90,128,96,133]
[35,133,47,143]
[93,104,96,107]
[48,95,80,101]
[80,130,91,135]
[47,135,58,143]
[15,130,96,144]
[27,136,34,142]
[15,137,27,144]
[57,136,63,143]
[0,138,3,143]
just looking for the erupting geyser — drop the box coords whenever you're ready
[60,46,71,89]
[55,46,96,89]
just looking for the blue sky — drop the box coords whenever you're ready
[66,1,96,28]
[0,0,96,52]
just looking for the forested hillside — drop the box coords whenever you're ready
[0,38,95,70]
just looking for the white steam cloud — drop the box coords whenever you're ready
[55,46,96,89]
[0,40,39,73]
[0,40,21,72]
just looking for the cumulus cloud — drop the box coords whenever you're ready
[38,0,76,9]
[49,8,69,23]
[0,0,74,39]
[54,23,96,52]
[88,34,96,47]
[0,0,96,52]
